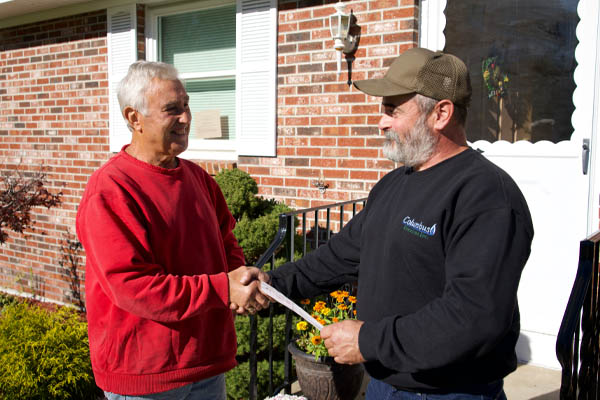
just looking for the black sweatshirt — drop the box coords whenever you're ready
[269,148,534,393]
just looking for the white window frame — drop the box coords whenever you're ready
[146,0,239,160]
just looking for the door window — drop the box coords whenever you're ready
[443,0,579,143]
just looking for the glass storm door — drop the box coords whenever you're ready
[420,0,599,368]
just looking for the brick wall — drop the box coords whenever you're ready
[238,0,418,210]
[0,0,417,304]
[0,10,110,303]
[0,8,149,304]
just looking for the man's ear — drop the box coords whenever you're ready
[123,106,141,132]
[431,100,454,130]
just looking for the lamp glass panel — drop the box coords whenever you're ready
[330,14,341,37]
[340,14,350,37]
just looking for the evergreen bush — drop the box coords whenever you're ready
[216,168,302,399]
[214,168,262,220]
[0,302,99,399]
[226,313,289,400]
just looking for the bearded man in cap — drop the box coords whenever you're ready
[263,48,534,399]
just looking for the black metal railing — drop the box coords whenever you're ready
[556,230,600,399]
[246,197,367,400]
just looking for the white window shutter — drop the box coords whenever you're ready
[108,5,137,153]
[236,0,277,156]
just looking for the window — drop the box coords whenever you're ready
[443,0,578,144]
[108,0,277,159]
[158,4,237,148]
[419,0,578,144]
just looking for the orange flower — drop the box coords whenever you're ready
[337,304,348,311]
[348,296,357,303]
[332,317,339,323]
[300,299,310,305]
[313,301,326,312]
[353,310,357,316]
[330,290,342,297]
[311,335,322,345]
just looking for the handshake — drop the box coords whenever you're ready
[227,266,271,315]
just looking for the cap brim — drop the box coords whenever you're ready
[353,77,415,97]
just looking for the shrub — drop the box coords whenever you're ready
[214,168,262,220]
[226,358,285,400]
[0,166,62,244]
[234,202,295,264]
[0,302,100,399]
[216,168,304,399]
[226,313,289,400]
[0,292,18,309]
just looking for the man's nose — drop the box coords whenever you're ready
[378,114,392,132]
[179,109,191,124]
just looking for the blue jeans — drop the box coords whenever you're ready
[104,374,226,400]
[366,378,507,400]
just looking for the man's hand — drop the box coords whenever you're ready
[321,320,366,364]
[228,266,270,315]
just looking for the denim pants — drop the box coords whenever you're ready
[104,374,226,400]
[365,378,507,400]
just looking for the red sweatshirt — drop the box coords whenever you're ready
[76,148,245,395]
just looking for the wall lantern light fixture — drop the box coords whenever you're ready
[329,1,356,77]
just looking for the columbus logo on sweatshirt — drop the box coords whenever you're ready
[402,216,436,239]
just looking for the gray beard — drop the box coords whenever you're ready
[383,113,438,168]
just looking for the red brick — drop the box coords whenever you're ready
[351,148,379,158]
[322,148,348,157]
[281,10,311,22]
[323,126,349,136]
[296,168,320,178]
[285,178,310,187]
[339,159,365,168]
[308,137,334,146]
[310,116,336,125]
[339,93,366,103]
[338,138,365,147]
[299,19,324,30]
[350,170,379,180]
[261,177,284,186]
[284,117,310,126]
[311,158,336,168]
[339,116,366,125]
[323,169,348,179]
[297,147,321,156]
[352,104,380,114]
[384,8,414,19]
[369,0,399,10]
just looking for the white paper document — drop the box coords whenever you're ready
[260,281,323,331]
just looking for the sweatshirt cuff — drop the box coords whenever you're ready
[209,272,230,308]
[358,320,383,362]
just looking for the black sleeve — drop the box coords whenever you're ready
[268,208,365,300]
[359,207,532,372]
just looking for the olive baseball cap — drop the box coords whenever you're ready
[353,47,472,106]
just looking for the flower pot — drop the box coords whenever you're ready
[288,341,364,400]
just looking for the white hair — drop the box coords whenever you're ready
[117,61,181,129]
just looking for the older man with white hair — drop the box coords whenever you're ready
[77,61,269,400]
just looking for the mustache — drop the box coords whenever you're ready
[384,129,398,141]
